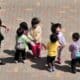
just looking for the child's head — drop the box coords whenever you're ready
[20,22,28,31]
[20,22,28,34]
[72,33,80,41]
[0,19,2,26]
[51,23,62,34]
[17,22,28,37]
[31,17,40,29]
[55,23,62,33]
[50,34,58,43]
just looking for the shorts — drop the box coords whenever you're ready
[47,56,56,64]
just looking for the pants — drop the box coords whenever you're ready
[0,41,1,47]
[57,47,64,61]
[71,58,80,72]
[32,43,41,57]
[14,49,26,61]
[47,56,56,68]
[0,33,4,47]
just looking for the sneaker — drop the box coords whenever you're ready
[33,56,37,59]
[52,66,56,71]
[14,60,18,63]
[48,68,53,72]
[24,60,27,63]
[37,56,41,59]
[55,61,61,64]
[71,70,76,74]
[0,61,5,65]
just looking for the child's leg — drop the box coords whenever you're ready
[32,45,37,57]
[21,49,26,60]
[47,56,53,72]
[0,41,1,48]
[71,59,76,73]
[78,58,80,64]
[14,49,20,61]
[36,43,41,57]
[52,57,56,71]
[47,56,51,68]
[57,47,63,63]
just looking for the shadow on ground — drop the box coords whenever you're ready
[0,57,15,64]
[2,49,79,73]
[30,57,72,73]
[1,49,33,64]
[3,49,15,56]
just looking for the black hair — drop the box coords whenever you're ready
[51,23,56,34]
[16,27,24,37]
[31,17,40,27]
[0,19,2,25]
[50,34,58,43]
[20,22,28,30]
[16,22,28,37]
[51,23,62,34]
[72,33,80,41]
[55,23,61,29]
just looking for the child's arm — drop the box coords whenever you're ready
[25,35,35,46]
[1,25,9,32]
[41,43,47,50]
[69,44,76,52]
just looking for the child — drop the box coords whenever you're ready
[0,19,9,65]
[69,33,80,73]
[15,22,34,63]
[47,34,60,72]
[51,23,66,64]
[0,19,9,48]
[30,17,42,58]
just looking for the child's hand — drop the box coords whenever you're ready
[6,28,9,32]
[41,43,47,50]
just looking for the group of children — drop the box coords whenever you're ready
[0,18,80,74]
[15,18,42,63]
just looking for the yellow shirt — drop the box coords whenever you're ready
[47,41,59,57]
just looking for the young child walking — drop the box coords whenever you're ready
[0,19,9,65]
[69,33,80,73]
[15,22,34,63]
[30,17,42,58]
[0,19,9,48]
[47,34,60,72]
[51,23,66,64]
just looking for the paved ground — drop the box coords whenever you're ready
[0,0,80,80]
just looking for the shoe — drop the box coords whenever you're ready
[71,70,76,74]
[55,61,61,64]
[52,66,55,71]
[48,68,53,72]
[14,60,18,63]
[37,56,41,59]
[24,60,27,63]
[0,61,5,65]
